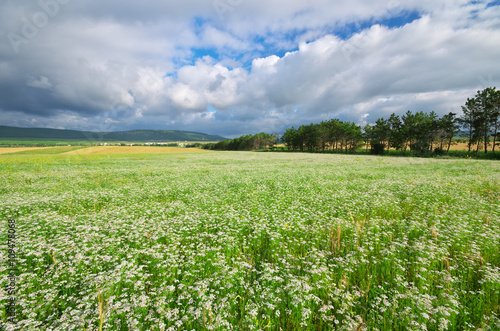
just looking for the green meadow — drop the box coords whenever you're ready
[1,150,499,330]
[0,139,96,147]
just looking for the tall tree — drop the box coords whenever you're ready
[411,111,433,153]
[388,113,405,150]
[344,122,363,152]
[328,119,342,152]
[363,123,372,153]
[459,98,480,153]
[371,118,391,148]
[428,111,440,152]
[318,121,332,152]
[476,87,500,153]
[299,123,320,152]
[438,112,460,152]
[282,127,302,151]
[402,110,416,151]
[490,88,500,152]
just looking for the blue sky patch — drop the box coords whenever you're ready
[486,0,500,8]
[334,10,422,39]
[186,10,422,70]
[191,48,220,62]
[207,105,218,113]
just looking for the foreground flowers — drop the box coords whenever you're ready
[0,152,499,330]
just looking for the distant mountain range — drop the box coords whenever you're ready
[0,126,226,142]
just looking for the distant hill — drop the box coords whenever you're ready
[0,126,226,142]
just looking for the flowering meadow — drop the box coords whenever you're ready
[1,151,499,330]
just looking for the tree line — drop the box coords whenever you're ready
[281,120,363,153]
[460,87,500,153]
[364,110,460,154]
[206,87,500,155]
[202,132,278,151]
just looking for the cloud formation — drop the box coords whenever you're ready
[0,0,499,137]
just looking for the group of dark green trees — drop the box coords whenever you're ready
[364,111,460,154]
[202,132,278,151]
[280,111,460,154]
[207,87,500,155]
[281,120,363,153]
[460,87,500,153]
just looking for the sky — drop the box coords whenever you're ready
[0,0,499,138]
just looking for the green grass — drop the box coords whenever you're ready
[0,139,134,147]
[0,140,220,148]
[0,152,499,330]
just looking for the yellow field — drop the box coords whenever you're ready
[442,142,493,151]
[446,143,469,151]
[0,147,51,155]
[63,146,210,155]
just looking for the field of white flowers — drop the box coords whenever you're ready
[1,151,499,330]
